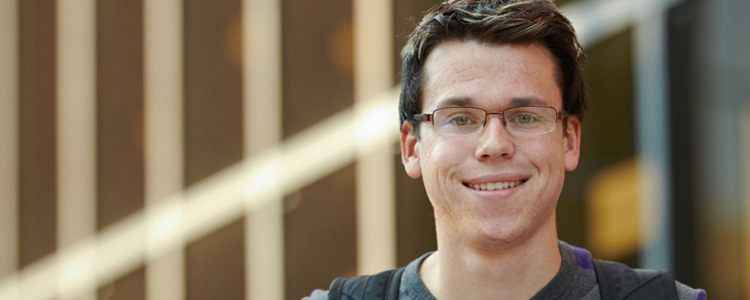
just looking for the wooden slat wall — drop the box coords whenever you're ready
[96,0,145,231]
[281,0,354,138]
[186,219,246,300]
[19,0,57,269]
[284,165,357,300]
[183,0,244,188]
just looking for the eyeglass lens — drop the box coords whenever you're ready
[432,107,558,136]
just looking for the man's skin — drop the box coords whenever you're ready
[400,40,582,300]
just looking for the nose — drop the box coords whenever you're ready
[475,115,515,160]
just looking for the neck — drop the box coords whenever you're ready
[420,216,561,300]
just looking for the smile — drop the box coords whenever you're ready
[465,180,525,191]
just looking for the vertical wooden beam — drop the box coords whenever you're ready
[243,0,284,299]
[57,0,97,299]
[144,0,185,299]
[353,0,395,274]
[0,0,19,279]
[56,0,96,249]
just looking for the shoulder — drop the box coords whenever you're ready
[594,259,707,300]
[302,269,404,300]
[561,241,707,300]
[302,289,329,300]
[303,253,433,300]
[676,281,708,300]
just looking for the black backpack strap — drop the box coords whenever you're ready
[593,259,678,300]
[328,276,347,300]
[327,268,405,300]
[592,259,615,300]
[625,268,678,300]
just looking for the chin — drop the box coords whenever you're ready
[469,219,534,250]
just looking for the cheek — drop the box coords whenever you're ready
[422,140,469,175]
[419,139,468,192]
[519,137,568,185]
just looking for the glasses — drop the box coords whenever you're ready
[413,106,567,136]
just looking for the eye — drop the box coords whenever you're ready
[434,107,484,134]
[450,115,473,126]
[515,113,536,124]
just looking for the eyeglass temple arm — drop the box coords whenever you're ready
[413,114,432,122]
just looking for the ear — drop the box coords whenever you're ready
[400,121,422,178]
[563,115,581,172]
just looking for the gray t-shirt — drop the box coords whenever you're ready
[304,241,707,300]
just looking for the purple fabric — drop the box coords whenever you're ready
[696,289,707,300]
[569,244,594,270]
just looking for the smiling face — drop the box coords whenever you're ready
[401,40,581,251]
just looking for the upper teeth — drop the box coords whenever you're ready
[469,181,522,191]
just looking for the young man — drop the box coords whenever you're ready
[307,0,706,299]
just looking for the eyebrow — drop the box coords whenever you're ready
[433,96,550,110]
[508,97,549,107]
[434,97,474,108]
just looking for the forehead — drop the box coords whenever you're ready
[421,40,561,111]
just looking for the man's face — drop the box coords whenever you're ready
[400,40,581,250]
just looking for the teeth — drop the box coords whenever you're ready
[469,181,522,191]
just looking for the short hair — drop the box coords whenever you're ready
[399,0,587,131]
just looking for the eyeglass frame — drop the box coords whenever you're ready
[412,106,568,136]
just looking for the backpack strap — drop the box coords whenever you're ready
[328,268,405,300]
[593,259,678,300]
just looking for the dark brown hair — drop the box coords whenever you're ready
[399,0,587,130]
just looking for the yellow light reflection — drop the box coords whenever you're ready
[587,159,642,260]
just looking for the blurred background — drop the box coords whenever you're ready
[0,0,748,299]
